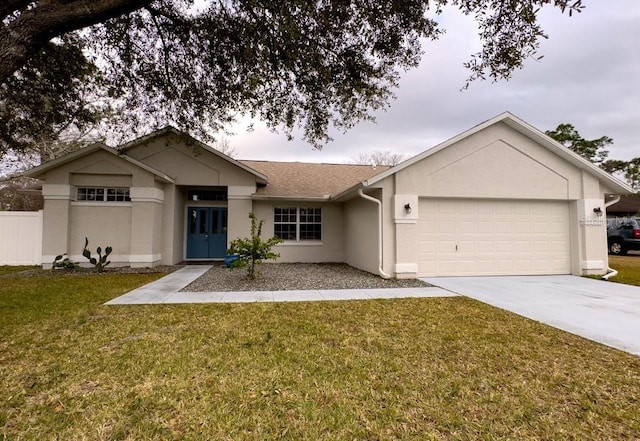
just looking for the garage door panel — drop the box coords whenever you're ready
[418,199,571,276]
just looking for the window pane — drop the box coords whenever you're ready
[190,209,197,234]
[274,224,296,240]
[211,209,219,234]
[77,187,130,202]
[300,223,321,240]
[199,210,207,234]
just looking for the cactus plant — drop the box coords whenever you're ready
[51,253,76,270]
[82,237,112,272]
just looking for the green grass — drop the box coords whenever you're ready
[1,272,640,440]
[609,255,640,286]
[0,265,37,276]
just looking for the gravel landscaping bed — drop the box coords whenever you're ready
[182,262,430,292]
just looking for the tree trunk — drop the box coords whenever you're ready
[0,0,151,83]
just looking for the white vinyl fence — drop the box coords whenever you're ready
[0,211,43,265]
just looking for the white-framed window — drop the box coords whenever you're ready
[274,207,322,241]
[77,187,131,202]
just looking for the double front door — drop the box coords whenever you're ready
[186,207,227,259]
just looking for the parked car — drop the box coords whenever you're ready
[607,217,640,255]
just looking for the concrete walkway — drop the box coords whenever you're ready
[423,275,640,356]
[105,265,457,305]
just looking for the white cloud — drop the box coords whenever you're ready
[229,1,640,163]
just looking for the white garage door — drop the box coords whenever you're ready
[418,199,571,276]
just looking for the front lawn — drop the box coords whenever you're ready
[0,265,37,276]
[608,255,640,286]
[1,272,639,440]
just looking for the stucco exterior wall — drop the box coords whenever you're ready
[38,150,164,268]
[124,135,257,187]
[252,200,344,263]
[343,195,379,274]
[390,121,611,276]
[172,188,186,264]
[394,123,583,199]
[68,204,132,266]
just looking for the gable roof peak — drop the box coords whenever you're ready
[358,110,632,194]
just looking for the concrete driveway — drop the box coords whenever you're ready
[422,275,640,356]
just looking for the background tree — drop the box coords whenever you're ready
[352,150,406,167]
[0,0,585,163]
[0,177,43,211]
[213,137,238,158]
[547,123,640,192]
[0,35,109,161]
[545,123,613,166]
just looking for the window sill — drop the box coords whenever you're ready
[278,241,324,246]
[71,201,133,207]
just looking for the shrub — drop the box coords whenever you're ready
[227,213,283,280]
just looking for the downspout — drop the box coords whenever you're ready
[602,195,621,280]
[358,189,391,279]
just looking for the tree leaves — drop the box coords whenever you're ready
[0,0,585,159]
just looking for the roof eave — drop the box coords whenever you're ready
[23,143,106,179]
[117,126,269,183]
[363,111,634,195]
[251,195,332,202]
[22,143,175,184]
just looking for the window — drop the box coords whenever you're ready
[274,207,322,241]
[187,189,227,201]
[77,187,130,202]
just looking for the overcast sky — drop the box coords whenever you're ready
[227,1,640,165]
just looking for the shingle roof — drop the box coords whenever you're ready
[239,160,389,199]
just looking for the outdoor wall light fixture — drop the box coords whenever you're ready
[404,203,412,214]
[593,207,603,217]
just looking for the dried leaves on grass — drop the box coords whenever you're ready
[2,272,640,440]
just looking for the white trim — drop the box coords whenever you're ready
[24,143,174,183]
[118,126,268,184]
[330,112,633,201]
[71,202,132,207]
[42,184,72,200]
[129,254,162,263]
[395,263,418,274]
[393,194,419,223]
[582,260,605,270]
[252,195,331,201]
[227,185,255,197]
[130,187,164,203]
[273,206,323,242]
[276,241,324,247]
[68,254,131,263]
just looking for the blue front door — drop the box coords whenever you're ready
[186,207,227,259]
